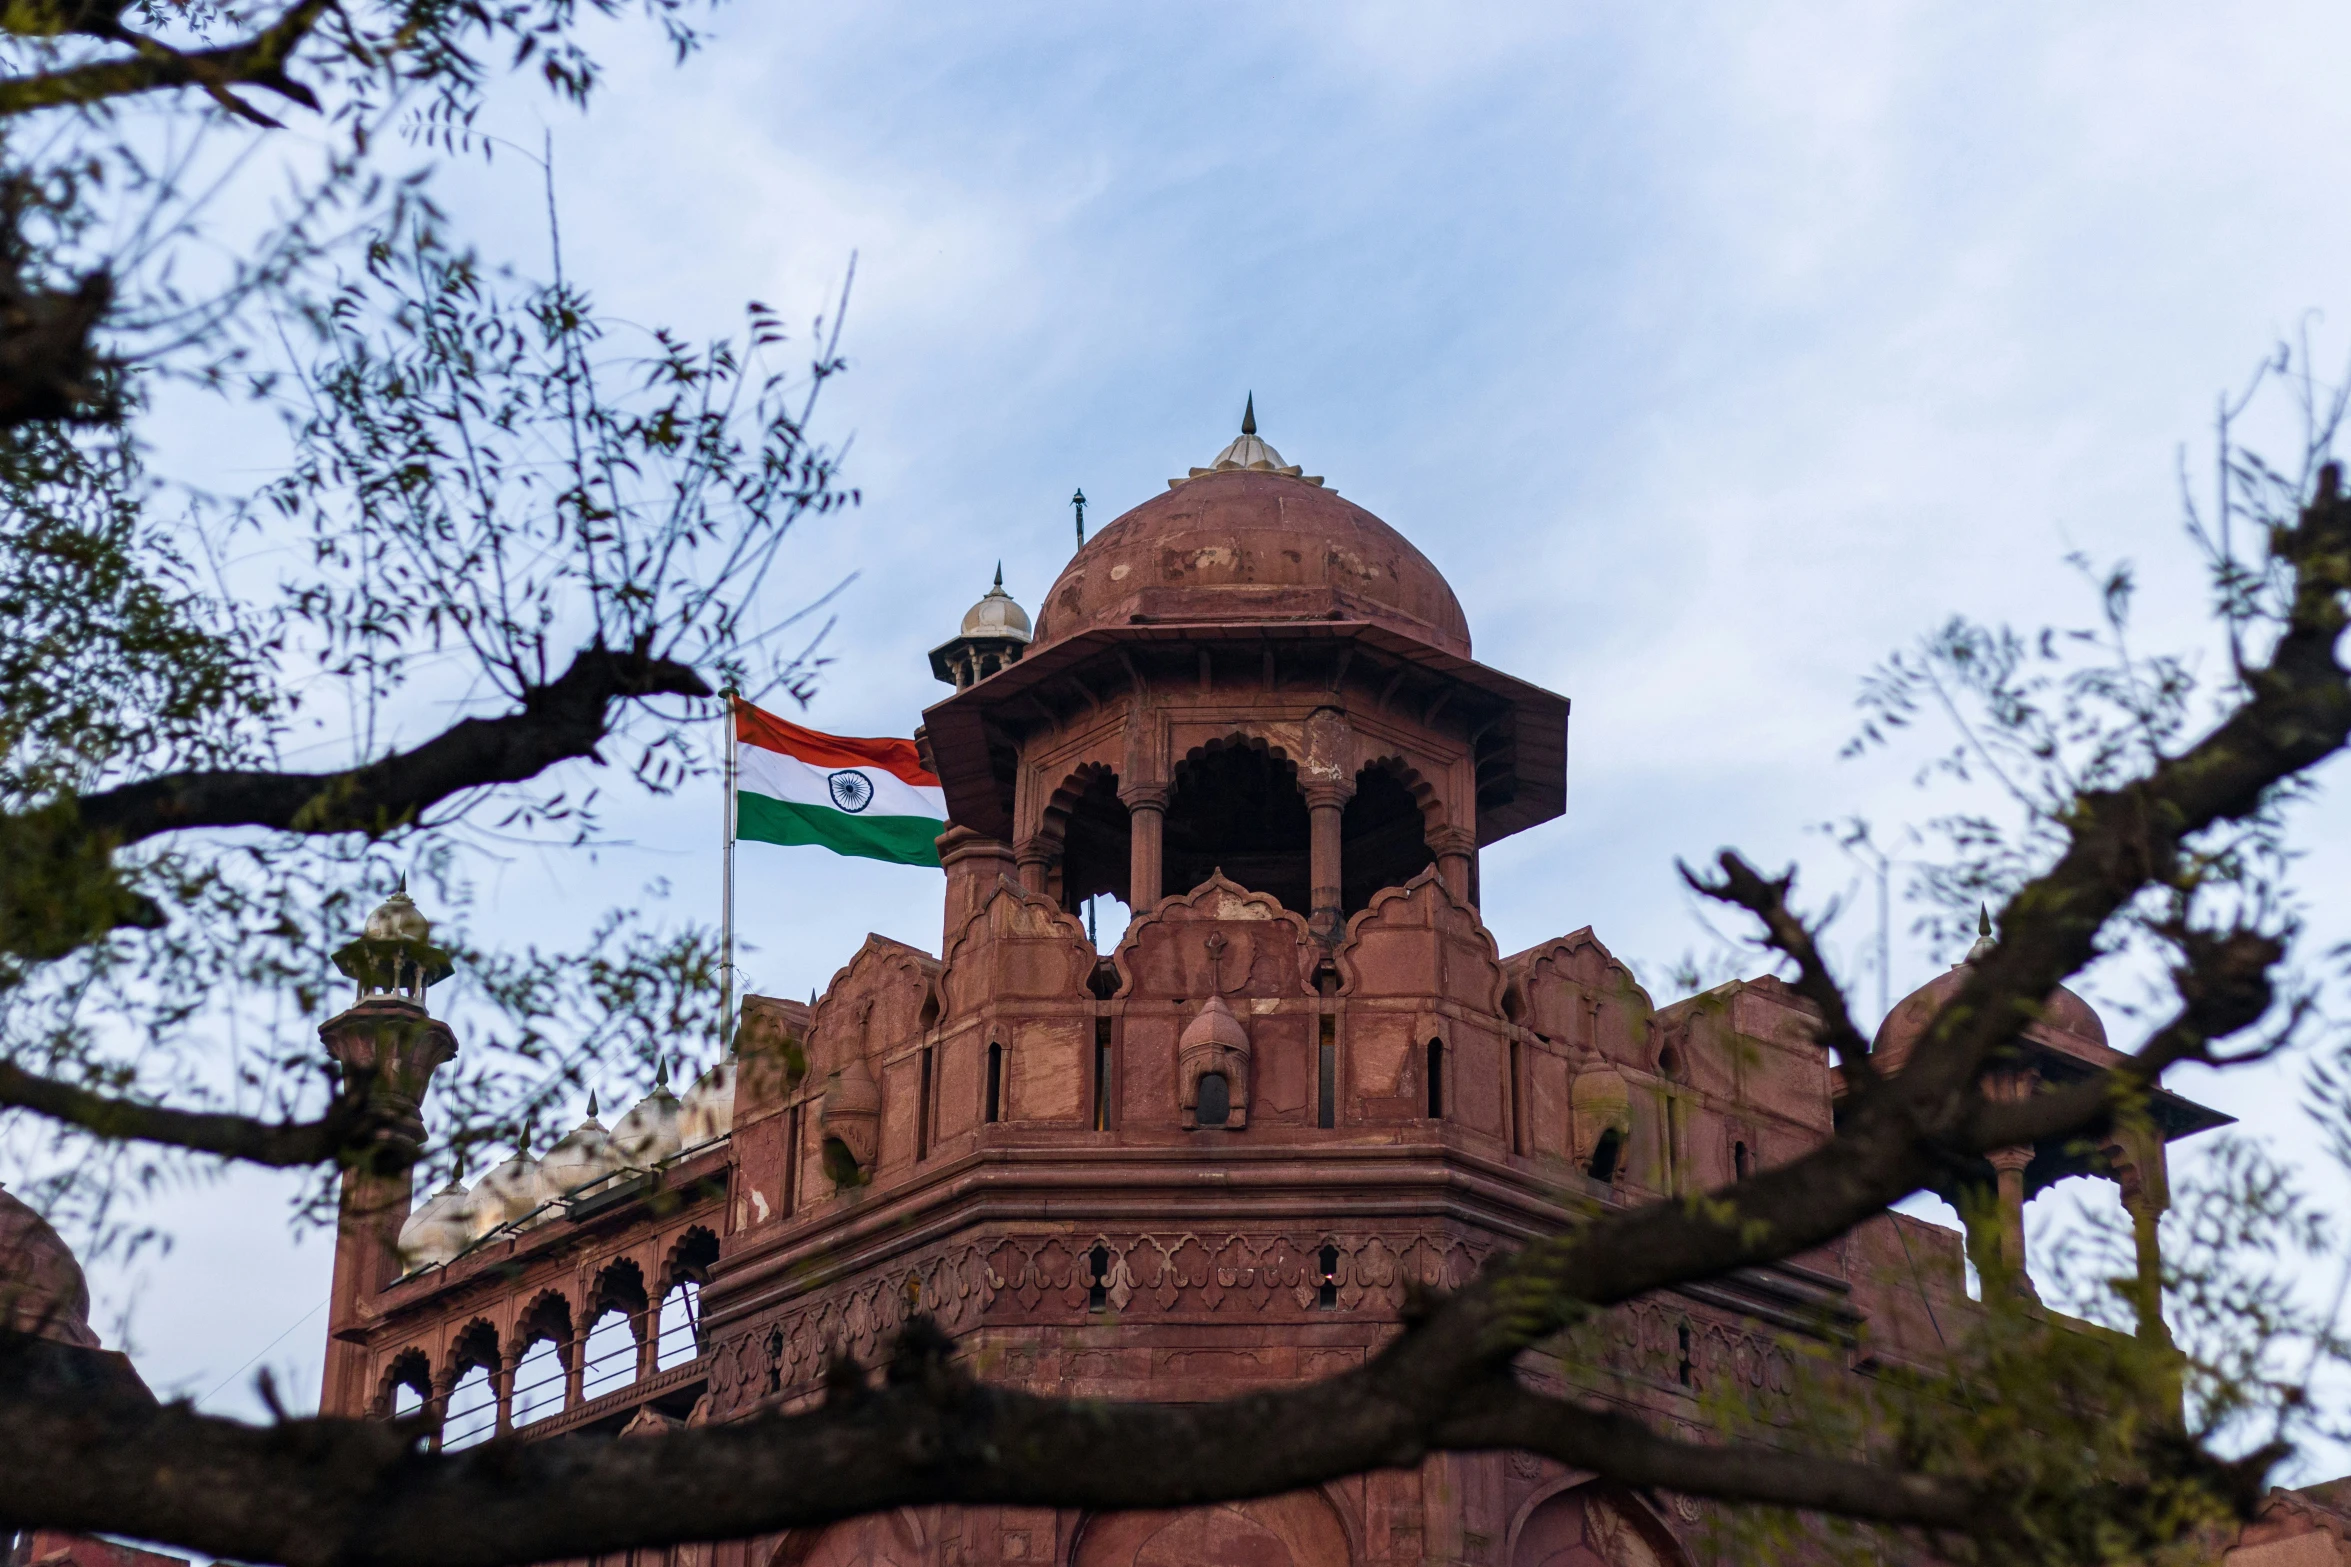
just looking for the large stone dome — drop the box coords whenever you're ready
[0,1183,99,1348]
[1871,959,2108,1074]
[1033,468,1471,659]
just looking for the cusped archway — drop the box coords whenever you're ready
[1509,1484,1686,1567]
[1164,738,1311,916]
[1076,1489,1351,1567]
[768,1509,934,1567]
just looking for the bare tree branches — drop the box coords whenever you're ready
[0,2,329,124]
[70,639,711,846]
[0,1059,402,1170]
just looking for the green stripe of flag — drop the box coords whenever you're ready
[737,793,943,867]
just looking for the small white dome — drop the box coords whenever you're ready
[540,1100,624,1198]
[398,1180,471,1270]
[679,1061,736,1149]
[958,567,1032,643]
[612,1084,684,1168]
[464,1148,546,1238]
[362,885,434,944]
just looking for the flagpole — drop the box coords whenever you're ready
[721,689,738,1054]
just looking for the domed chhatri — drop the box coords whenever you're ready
[930,565,1034,691]
[1871,911,2109,1074]
[333,878,455,1004]
[1031,406,1470,660]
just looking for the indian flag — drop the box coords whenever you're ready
[733,700,946,868]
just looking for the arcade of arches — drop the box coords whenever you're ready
[1050,750,1439,929]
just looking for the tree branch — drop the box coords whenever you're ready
[72,639,713,845]
[1682,850,1879,1088]
[0,2,329,124]
[1961,926,2283,1153]
[0,1321,1998,1567]
[0,1059,404,1170]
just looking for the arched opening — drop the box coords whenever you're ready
[1426,1039,1445,1120]
[443,1364,495,1448]
[1511,1482,1691,1567]
[1087,1245,1112,1312]
[379,1350,430,1420]
[655,1228,719,1369]
[1587,1127,1623,1184]
[1164,742,1310,914]
[439,1323,500,1449]
[1054,766,1131,915]
[581,1307,638,1398]
[1074,1490,1352,1567]
[656,1281,702,1370]
[581,1259,647,1400]
[512,1335,564,1425]
[1341,762,1435,916]
[1196,1070,1231,1127]
[510,1295,572,1426]
[1316,1245,1340,1310]
[984,1042,1004,1123]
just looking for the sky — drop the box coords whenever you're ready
[61,0,2351,1478]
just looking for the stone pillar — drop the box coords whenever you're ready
[1120,782,1169,910]
[564,1320,588,1409]
[2107,1131,2172,1345]
[494,1342,520,1436]
[429,1362,460,1450]
[1976,1066,2039,1296]
[938,826,1017,950]
[636,1306,659,1380]
[1958,1190,2002,1290]
[1304,781,1349,942]
[1428,824,1476,903]
[1014,836,1054,897]
[1987,1145,2035,1294]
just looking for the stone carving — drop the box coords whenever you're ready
[1109,871,1315,1002]
[703,1229,1491,1417]
[1570,1064,1631,1175]
[819,1058,881,1185]
[1177,994,1252,1129]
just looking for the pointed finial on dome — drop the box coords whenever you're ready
[585,1091,598,1119]
[1177,397,1322,488]
[992,561,1003,589]
[657,1054,671,1088]
[1963,904,1997,965]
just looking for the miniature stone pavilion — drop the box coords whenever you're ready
[311,412,2236,1567]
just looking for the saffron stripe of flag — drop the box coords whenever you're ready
[734,701,946,868]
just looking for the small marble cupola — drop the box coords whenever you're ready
[929,565,1033,691]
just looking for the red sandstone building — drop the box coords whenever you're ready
[2,416,2324,1567]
